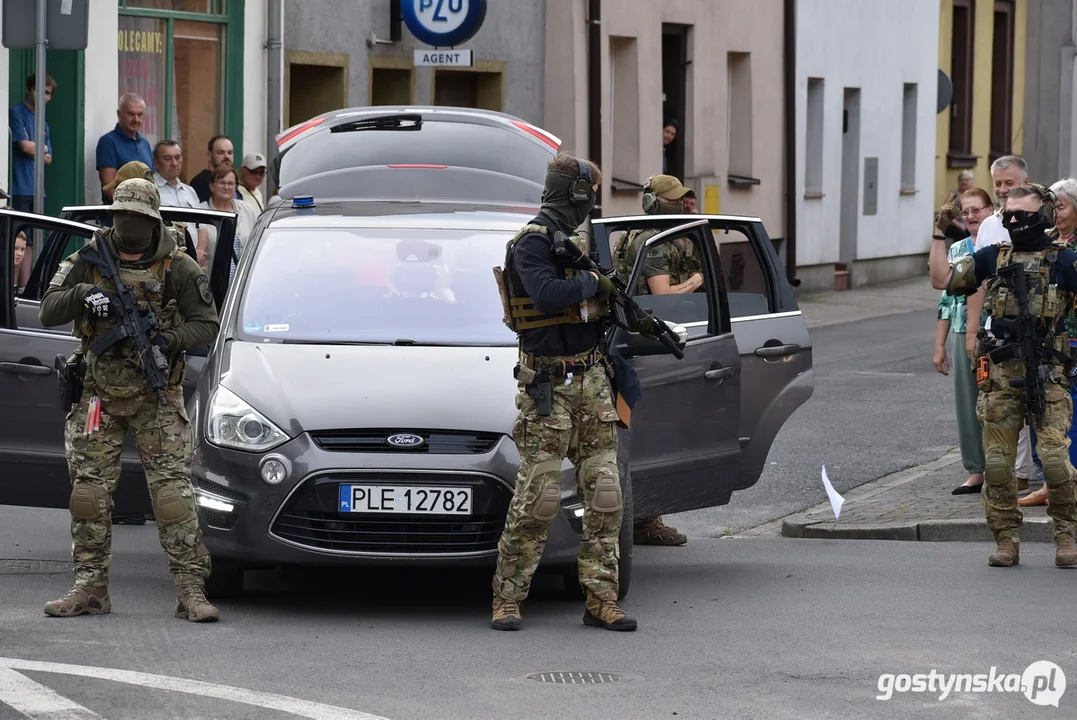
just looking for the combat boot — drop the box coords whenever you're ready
[988,540,1020,567]
[633,516,687,546]
[491,594,522,631]
[43,584,111,617]
[583,589,637,631]
[1054,535,1077,567]
[175,582,220,622]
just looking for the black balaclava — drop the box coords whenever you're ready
[1003,208,1051,252]
[111,212,158,254]
[539,167,595,234]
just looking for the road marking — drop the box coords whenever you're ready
[0,658,390,720]
[0,668,103,719]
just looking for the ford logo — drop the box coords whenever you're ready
[386,433,426,448]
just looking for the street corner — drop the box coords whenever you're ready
[777,450,1056,543]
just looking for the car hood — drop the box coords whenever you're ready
[216,341,522,436]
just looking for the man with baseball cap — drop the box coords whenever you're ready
[38,177,222,623]
[238,152,267,212]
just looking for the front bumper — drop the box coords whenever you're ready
[191,431,584,571]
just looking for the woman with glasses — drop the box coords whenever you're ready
[195,165,257,279]
[935,187,995,494]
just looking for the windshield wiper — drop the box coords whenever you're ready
[329,114,423,133]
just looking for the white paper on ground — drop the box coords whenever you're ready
[821,465,846,519]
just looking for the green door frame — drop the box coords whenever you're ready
[8,49,86,216]
[117,0,246,160]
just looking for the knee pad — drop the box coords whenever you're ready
[524,458,564,521]
[581,451,621,513]
[70,484,109,521]
[154,485,196,526]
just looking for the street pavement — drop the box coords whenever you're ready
[7,275,1074,718]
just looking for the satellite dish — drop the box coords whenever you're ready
[937,69,953,114]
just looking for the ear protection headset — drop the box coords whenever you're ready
[642,176,660,214]
[568,157,594,206]
[1028,183,1058,226]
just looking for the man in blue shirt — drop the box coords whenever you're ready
[8,72,55,212]
[95,93,154,203]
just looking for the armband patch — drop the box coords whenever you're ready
[48,260,75,288]
[195,274,213,305]
[946,255,977,295]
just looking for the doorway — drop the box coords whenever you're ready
[839,88,861,267]
[661,23,689,180]
[286,52,348,127]
[8,48,84,215]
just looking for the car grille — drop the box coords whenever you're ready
[309,429,502,454]
[270,472,511,554]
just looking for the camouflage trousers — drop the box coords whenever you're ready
[63,384,211,588]
[492,360,623,602]
[976,374,1077,544]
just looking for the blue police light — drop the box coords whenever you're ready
[291,195,315,208]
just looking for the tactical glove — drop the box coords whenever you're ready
[629,313,659,337]
[934,203,958,235]
[152,334,171,353]
[83,287,113,319]
[594,272,615,298]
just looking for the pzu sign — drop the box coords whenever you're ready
[401,0,487,47]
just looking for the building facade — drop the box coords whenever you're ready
[935,0,1027,207]
[794,0,940,290]
[1023,0,1076,186]
[2,0,277,214]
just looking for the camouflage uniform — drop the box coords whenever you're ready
[609,174,700,547]
[38,178,222,621]
[946,232,1077,567]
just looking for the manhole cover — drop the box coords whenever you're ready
[525,672,624,684]
[0,559,72,575]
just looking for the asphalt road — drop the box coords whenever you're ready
[1,527,1073,719]
[666,307,956,537]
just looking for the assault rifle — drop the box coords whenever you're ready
[552,231,685,360]
[993,261,1048,428]
[87,238,170,405]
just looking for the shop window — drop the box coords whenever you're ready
[727,52,754,184]
[948,0,976,168]
[119,1,230,183]
[372,68,413,105]
[433,70,502,112]
[990,1,1015,164]
[610,35,640,186]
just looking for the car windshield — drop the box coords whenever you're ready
[234,226,519,346]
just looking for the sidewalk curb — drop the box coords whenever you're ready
[772,449,1057,543]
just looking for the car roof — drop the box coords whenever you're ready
[264,199,541,231]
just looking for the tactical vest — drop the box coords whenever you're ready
[75,232,186,397]
[982,241,1074,364]
[493,223,610,332]
[614,229,701,295]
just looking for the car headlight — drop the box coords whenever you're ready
[206,385,289,452]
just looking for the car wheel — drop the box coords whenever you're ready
[205,560,245,599]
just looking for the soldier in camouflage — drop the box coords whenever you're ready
[491,152,648,632]
[39,178,223,621]
[611,174,703,547]
[930,184,1077,568]
[105,161,198,263]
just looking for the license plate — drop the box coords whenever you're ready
[338,484,473,515]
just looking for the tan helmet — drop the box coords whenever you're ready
[108,178,162,222]
[103,160,154,194]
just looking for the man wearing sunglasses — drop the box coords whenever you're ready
[238,152,268,212]
[929,184,1077,570]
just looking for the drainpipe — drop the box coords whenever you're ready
[265,0,284,193]
[587,0,602,218]
[783,0,800,286]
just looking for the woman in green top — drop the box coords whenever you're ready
[934,187,995,494]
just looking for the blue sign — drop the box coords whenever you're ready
[401,0,487,47]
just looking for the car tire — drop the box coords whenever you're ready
[560,427,634,601]
[204,560,245,599]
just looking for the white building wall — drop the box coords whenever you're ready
[795,0,939,269]
[243,0,269,158]
[84,0,120,205]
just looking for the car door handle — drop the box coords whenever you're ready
[704,366,734,380]
[754,343,801,358]
[0,362,53,376]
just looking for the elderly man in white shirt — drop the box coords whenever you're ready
[152,139,201,208]
[955,154,1040,489]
